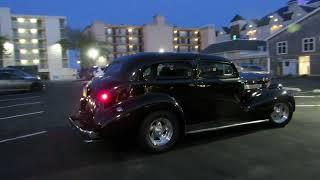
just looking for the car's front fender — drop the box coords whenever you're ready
[246,88,295,114]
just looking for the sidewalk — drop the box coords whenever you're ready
[273,76,320,93]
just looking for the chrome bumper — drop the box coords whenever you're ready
[68,116,102,142]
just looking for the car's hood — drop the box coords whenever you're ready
[23,76,40,80]
[240,72,270,83]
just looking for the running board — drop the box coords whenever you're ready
[185,119,269,135]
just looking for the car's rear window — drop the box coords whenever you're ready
[103,62,123,77]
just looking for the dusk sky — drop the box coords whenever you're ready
[0,0,290,30]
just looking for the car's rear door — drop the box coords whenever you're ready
[140,60,200,124]
[196,61,247,123]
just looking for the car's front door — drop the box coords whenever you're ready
[6,73,30,90]
[196,61,246,124]
[0,72,11,92]
[140,61,200,124]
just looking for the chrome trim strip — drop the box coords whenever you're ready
[68,117,101,140]
[186,119,269,135]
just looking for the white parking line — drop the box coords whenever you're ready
[313,89,320,93]
[0,102,41,109]
[0,96,41,102]
[0,111,44,120]
[284,87,302,92]
[0,93,34,97]
[294,96,316,98]
[297,105,320,107]
[0,131,47,144]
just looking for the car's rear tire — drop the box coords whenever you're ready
[138,111,180,153]
[269,101,293,127]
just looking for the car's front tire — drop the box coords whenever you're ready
[30,83,43,92]
[269,101,293,127]
[138,111,180,153]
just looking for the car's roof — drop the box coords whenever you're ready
[115,52,230,66]
[0,68,19,71]
[107,52,232,80]
[0,68,33,76]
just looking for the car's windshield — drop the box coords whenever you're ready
[242,66,265,72]
[0,69,31,78]
[12,70,32,77]
[236,65,266,72]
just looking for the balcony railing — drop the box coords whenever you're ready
[12,23,44,29]
[15,43,46,49]
[13,33,46,39]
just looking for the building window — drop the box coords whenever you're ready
[302,37,315,52]
[59,19,66,29]
[106,28,113,35]
[285,61,290,66]
[179,31,188,37]
[179,46,189,52]
[277,41,288,55]
[257,46,265,51]
[106,37,113,43]
[270,25,283,33]
[17,18,25,23]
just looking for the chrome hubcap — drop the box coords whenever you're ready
[271,103,289,124]
[148,118,173,146]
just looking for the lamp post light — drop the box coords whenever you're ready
[87,48,99,59]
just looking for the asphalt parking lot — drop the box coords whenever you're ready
[0,80,320,180]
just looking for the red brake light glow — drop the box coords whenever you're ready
[97,90,111,103]
[101,93,108,100]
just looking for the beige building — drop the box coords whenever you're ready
[0,7,76,80]
[83,15,216,62]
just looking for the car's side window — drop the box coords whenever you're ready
[156,62,192,80]
[142,61,193,81]
[198,62,238,79]
[0,72,11,80]
[9,73,22,80]
[142,66,154,81]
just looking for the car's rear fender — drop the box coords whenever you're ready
[98,93,185,134]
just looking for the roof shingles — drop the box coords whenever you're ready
[201,40,267,54]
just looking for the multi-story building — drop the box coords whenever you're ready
[268,7,320,76]
[0,7,76,80]
[83,22,144,62]
[216,0,320,43]
[83,15,216,62]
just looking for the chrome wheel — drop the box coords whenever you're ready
[271,103,289,124]
[148,118,173,147]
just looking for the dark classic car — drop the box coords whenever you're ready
[69,53,295,153]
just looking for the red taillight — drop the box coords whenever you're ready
[97,90,111,103]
